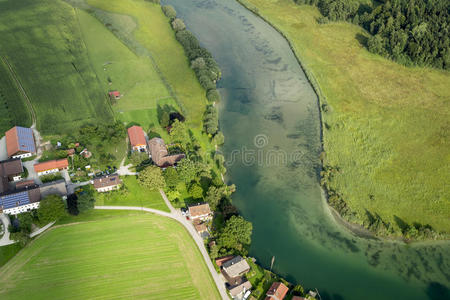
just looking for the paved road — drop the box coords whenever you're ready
[29,221,55,238]
[0,214,14,246]
[117,156,137,176]
[95,190,229,300]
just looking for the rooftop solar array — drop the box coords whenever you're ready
[16,126,36,153]
[0,190,30,209]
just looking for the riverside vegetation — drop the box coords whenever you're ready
[240,0,450,240]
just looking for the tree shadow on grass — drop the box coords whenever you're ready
[355,33,368,48]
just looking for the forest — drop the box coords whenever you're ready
[294,0,450,69]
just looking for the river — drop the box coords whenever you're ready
[163,1,450,299]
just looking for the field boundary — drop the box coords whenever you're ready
[0,56,36,127]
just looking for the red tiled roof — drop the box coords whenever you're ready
[34,159,68,173]
[215,255,234,267]
[127,126,146,147]
[5,127,19,157]
[109,91,120,97]
[266,282,289,300]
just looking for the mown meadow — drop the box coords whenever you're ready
[0,212,221,300]
[241,0,450,235]
[0,0,113,135]
[0,59,32,133]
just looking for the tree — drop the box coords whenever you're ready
[163,167,179,188]
[205,185,224,210]
[162,5,176,20]
[37,195,66,224]
[10,231,30,247]
[77,189,95,213]
[166,190,181,202]
[17,212,33,234]
[170,120,189,146]
[177,158,198,183]
[217,216,253,255]
[171,18,186,32]
[130,151,149,166]
[213,132,224,145]
[191,57,206,70]
[138,166,165,190]
[188,183,203,199]
[206,89,220,103]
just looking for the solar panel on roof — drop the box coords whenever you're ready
[0,191,30,209]
[16,126,36,153]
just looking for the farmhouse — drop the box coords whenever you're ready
[148,137,185,167]
[222,256,251,281]
[15,180,36,189]
[93,175,122,192]
[188,203,212,221]
[265,282,289,300]
[193,220,210,239]
[0,185,40,215]
[0,158,23,184]
[40,179,68,199]
[34,159,69,176]
[5,126,36,158]
[127,125,147,152]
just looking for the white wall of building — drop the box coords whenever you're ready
[97,185,120,193]
[4,202,40,215]
[37,168,59,176]
[12,152,32,159]
[132,145,147,152]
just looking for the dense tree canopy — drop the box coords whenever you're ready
[217,216,253,255]
[37,195,66,224]
[138,166,165,191]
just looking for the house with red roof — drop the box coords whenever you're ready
[108,90,121,99]
[265,282,289,300]
[127,125,147,152]
[5,126,36,159]
[34,159,68,176]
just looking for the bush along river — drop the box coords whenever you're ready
[163,1,450,299]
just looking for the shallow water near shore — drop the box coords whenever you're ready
[163,1,450,299]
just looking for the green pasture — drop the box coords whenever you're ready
[0,212,220,300]
[0,59,32,134]
[76,9,178,131]
[86,0,208,128]
[94,175,170,212]
[0,0,112,135]
[244,0,450,232]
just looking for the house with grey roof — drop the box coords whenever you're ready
[221,256,251,282]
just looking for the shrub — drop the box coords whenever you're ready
[162,5,176,20]
[171,18,186,32]
[206,89,220,103]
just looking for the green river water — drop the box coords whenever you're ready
[163,1,450,299]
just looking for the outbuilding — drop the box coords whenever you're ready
[34,159,69,176]
[127,125,147,152]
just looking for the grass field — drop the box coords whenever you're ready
[75,8,179,132]
[0,0,112,135]
[94,176,170,212]
[242,0,450,233]
[0,212,220,299]
[0,59,32,134]
[85,0,208,128]
[0,244,22,269]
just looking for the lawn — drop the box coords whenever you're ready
[94,175,170,212]
[0,59,32,135]
[241,0,450,233]
[0,0,113,135]
[85,0,208,128]
[0,212,220,299]
[75,8,178,131]
[0,244,22,268]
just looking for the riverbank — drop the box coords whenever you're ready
[236,0,450,241]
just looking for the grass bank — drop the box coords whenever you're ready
[239,0,450,236]
[0,212,220,299]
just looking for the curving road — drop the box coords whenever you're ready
[94,189,229,300]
